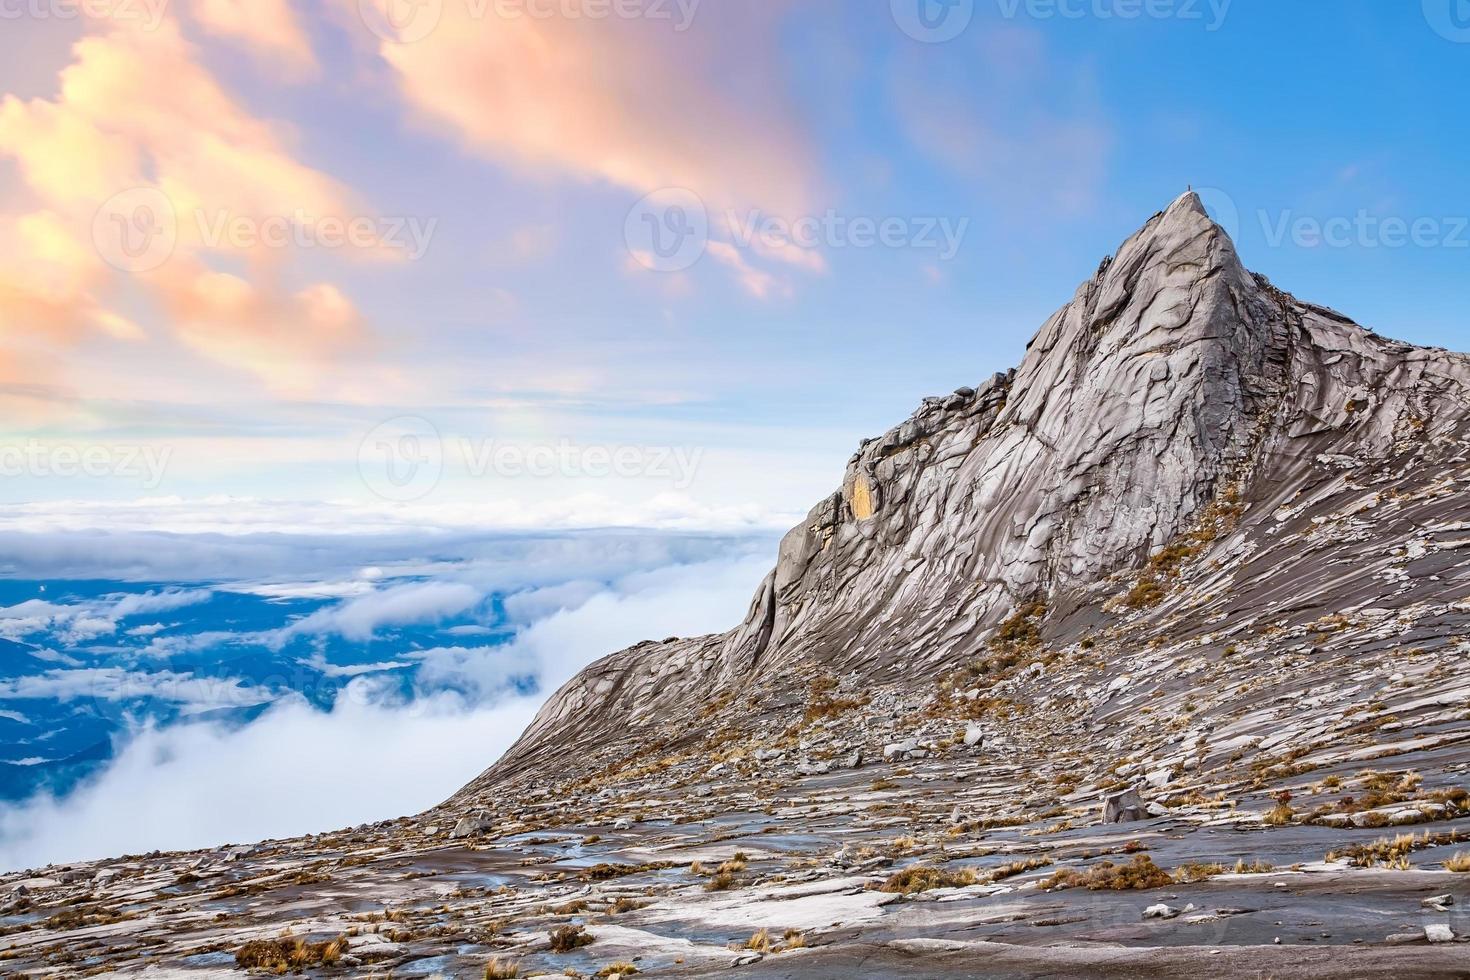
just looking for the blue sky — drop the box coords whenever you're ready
[0,0,1466,524]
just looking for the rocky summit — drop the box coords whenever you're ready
[7,192,1470,978]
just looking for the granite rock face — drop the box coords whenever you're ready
[468,191,1470,792]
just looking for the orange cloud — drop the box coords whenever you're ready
[0,15,367,401]
[150,260,362,397]
[362,0,819,295]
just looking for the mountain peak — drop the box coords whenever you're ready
[468,199,1470,796]
[1169,187,1208,217]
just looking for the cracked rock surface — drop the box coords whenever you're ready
[6,193,1470,978]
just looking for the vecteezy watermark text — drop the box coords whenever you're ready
[0,441,172,489]
[995,0,1232,30]
[623,188,971,274]
[194,209,438,260]
[1260,210,1470,250]
[0,0,169,29]
[1189,188,1470,252]
[92,187,439,273]
[728,209,970,262]
[458,438,703,488]
[357,417,705,502]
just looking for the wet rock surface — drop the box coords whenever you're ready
[6,194,1470,978]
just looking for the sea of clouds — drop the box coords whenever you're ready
[0,500,780,871]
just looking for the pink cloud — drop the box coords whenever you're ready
[188,0,318,75]
[361,0,821,295]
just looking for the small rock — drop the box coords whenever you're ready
[1143,903,1178,919]
[1421,894,1454,910]
[613,818,632,831]
[1425,924,1454,943]
[963,725,984,747]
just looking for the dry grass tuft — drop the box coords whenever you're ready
[484,958,521,979]
[235,934,347,972]
[877,866,978,895]
[549,924,593,953]
[1042,854,1172,891]
[608,897,646,914]
[1233,859,1274,874]
[988,857,1052,882]
[1173,863,1226,883]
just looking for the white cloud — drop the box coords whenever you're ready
[0,666,272,710]
[0,686,541,871]
[108,588,212,619]
[271,581,483,646]
[0,588,212,644]
[298,653,413,678]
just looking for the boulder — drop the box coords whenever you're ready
[450,811,493,839]
[1103,788,1147,823]
[883,739,919,761]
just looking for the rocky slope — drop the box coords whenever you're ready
[5,193,1470,979]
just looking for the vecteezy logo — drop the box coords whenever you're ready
[358,416,443,502]
[624,188,709,272]
[1424,0,1470,41]
[1192,186,1240,243]
[92,187,177,273]
[891,0,974,42]
[359,0,443,44]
